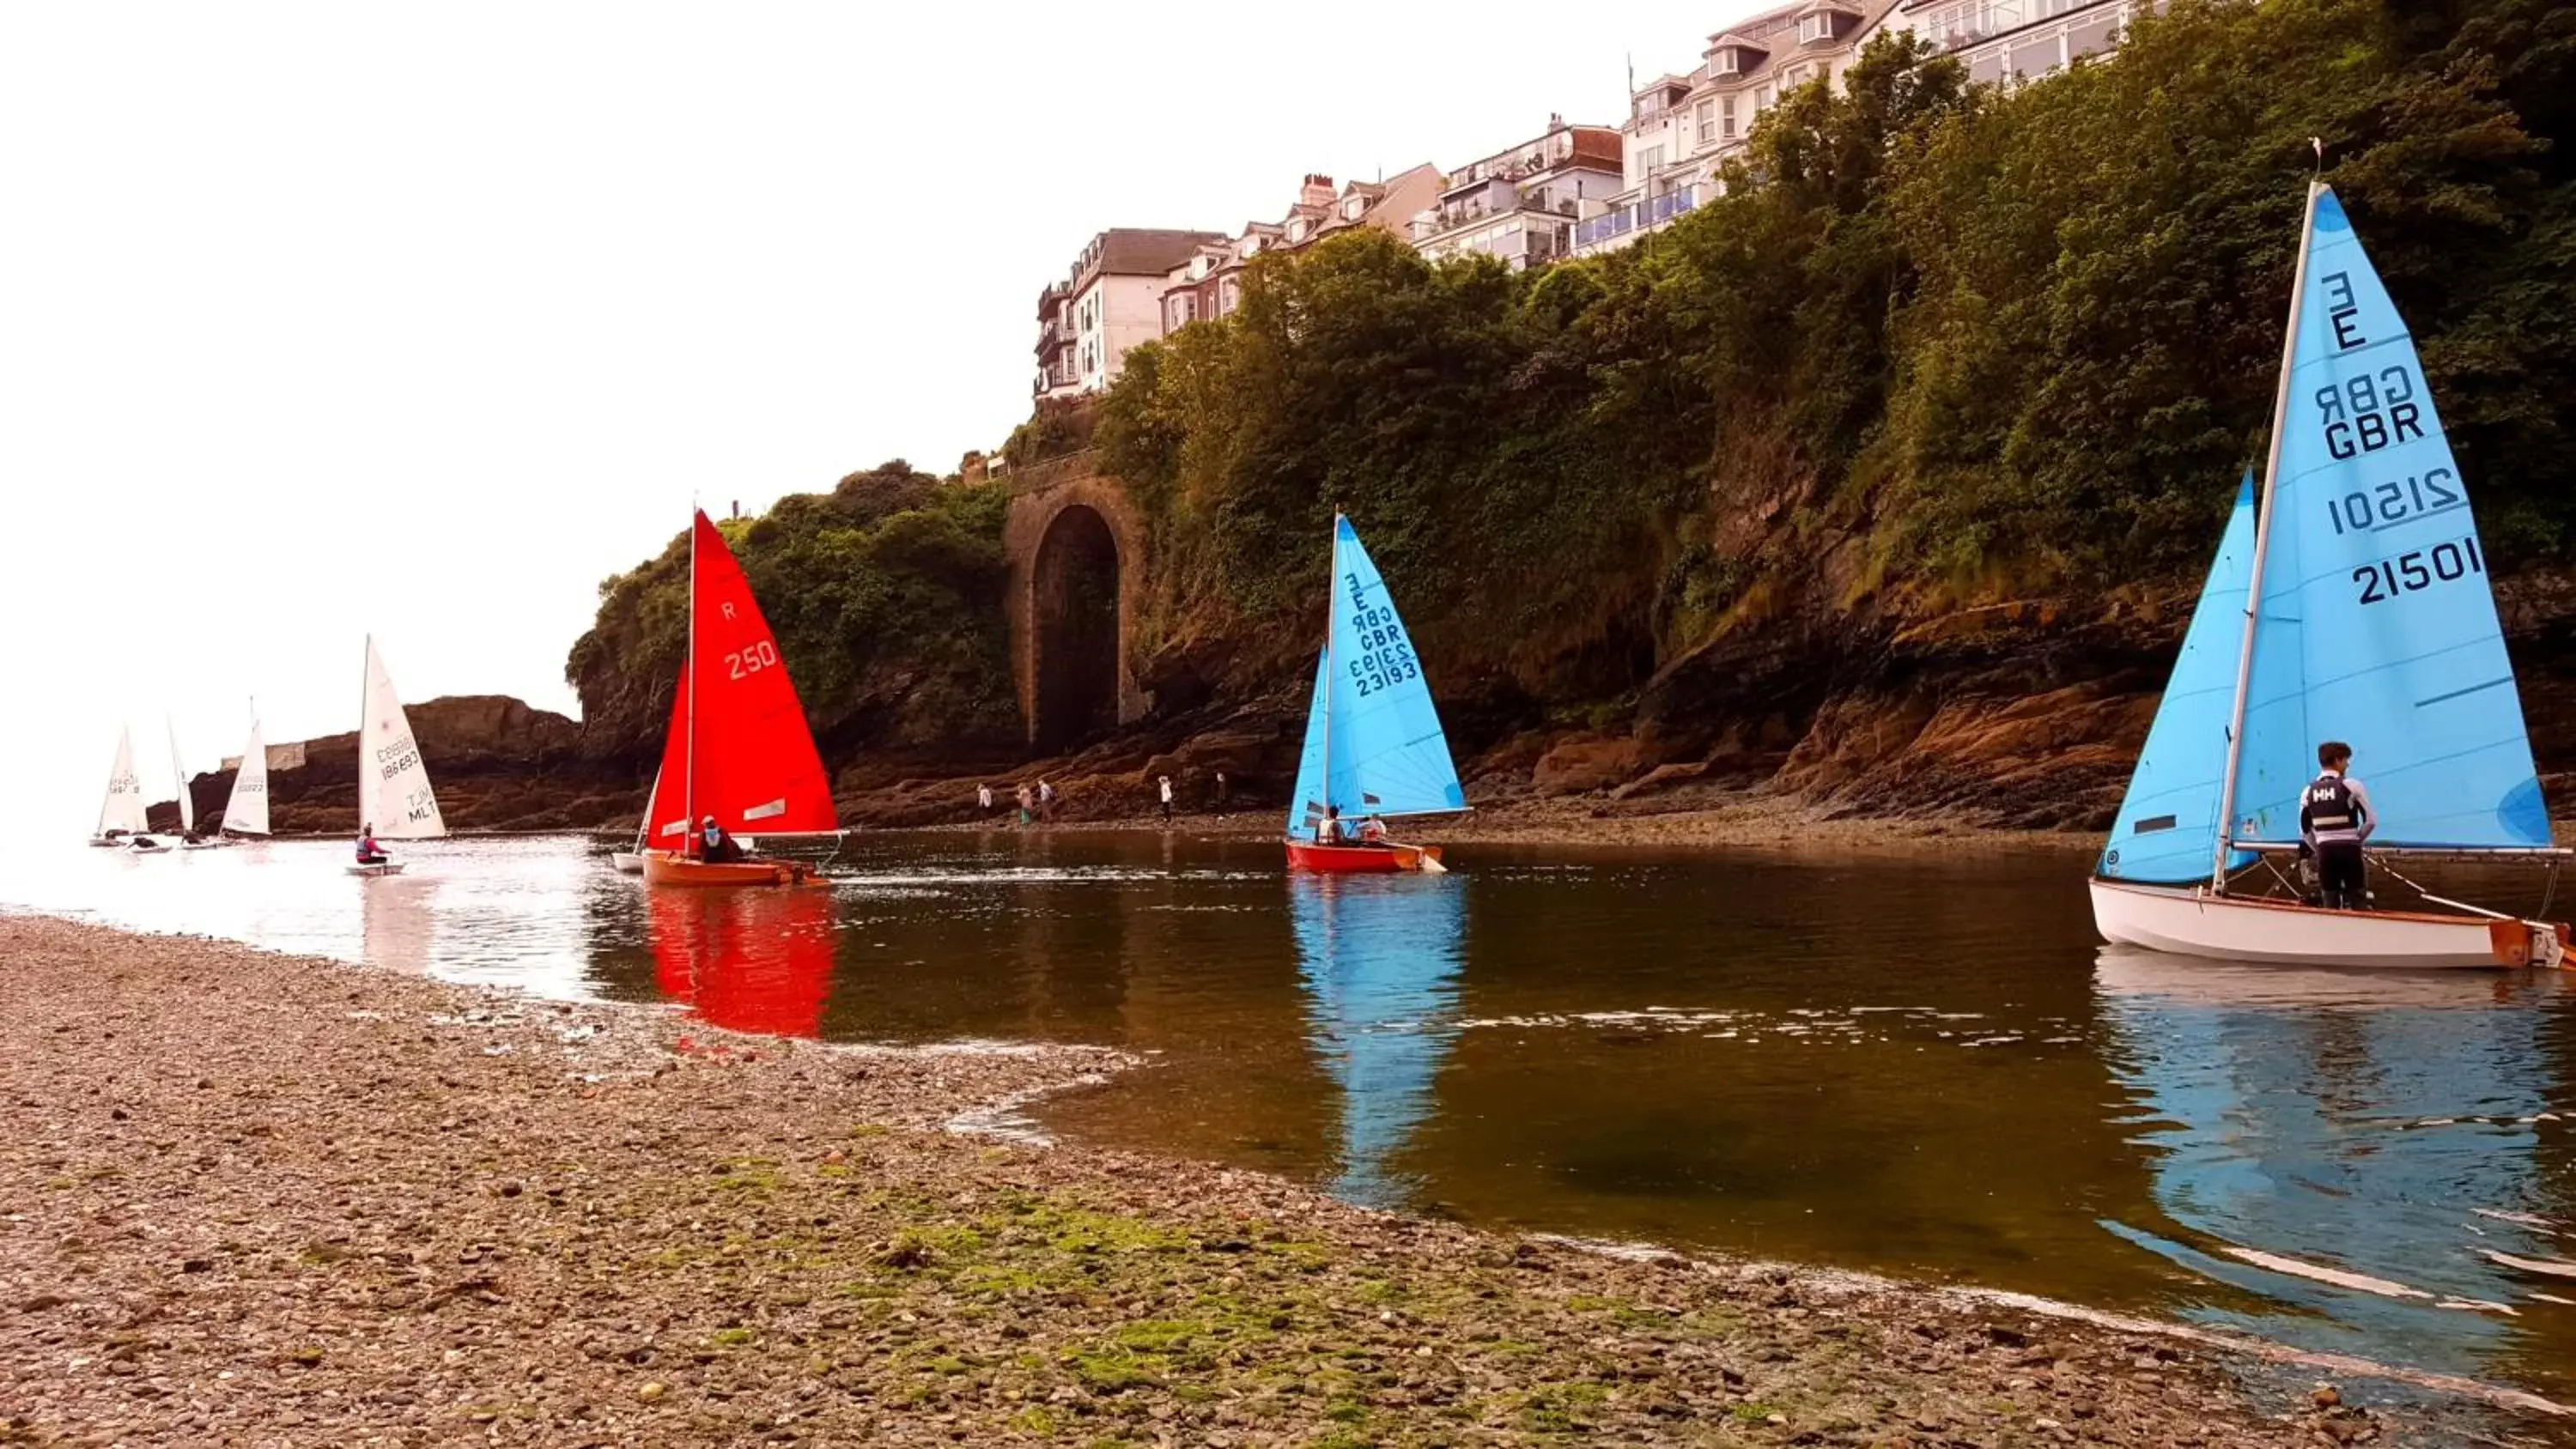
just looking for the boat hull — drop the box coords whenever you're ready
[641,851,818,888]
[347,862,405,877]
[2089,878,2564,969]
[610,852,646,875]
[1285,840,1442,874]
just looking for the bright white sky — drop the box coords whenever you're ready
[2,2,1775,833]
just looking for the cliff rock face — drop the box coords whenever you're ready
[156,696,641,836]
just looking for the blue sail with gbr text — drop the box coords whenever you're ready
[1284,518,1467,834]
[2233,185,2547,850]
[2099,476,2259,884]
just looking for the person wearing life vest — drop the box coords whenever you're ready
[355,824,389,866]
[1315,803,1345,845]
[698,815,744,864]
[2300,741,2375,910]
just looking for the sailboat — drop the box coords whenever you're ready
[1284,515,1467,873]
[2091,180,2567,968]
[611,763,660,875]
[88,726,150,846]
[350,637,446,876]
[169,719,229,849]
[639,510,836,887]
[221,715,271,840]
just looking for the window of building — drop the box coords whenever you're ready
[1754,82,1775,112]
[1968,49,2006,83]
[1712,45,1743,77]
[1697,100,1715,145]
[2067,13,2117,58]
[2010,34,2057,76]
[1722,95,1738,139]
[1800,10,1834,42]
[1243,236,1261,256]
[1343,196,1365,220]
[1779,63,1812,88]
[1634,142,1664,181]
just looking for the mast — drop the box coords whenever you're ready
[1321,514,1338,837]
[683,509,698,853]
[357,636,370,837]
[2212,179,2325,890]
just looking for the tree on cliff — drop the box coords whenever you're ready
[1095,0,2576,718]
[565,462,1018,767]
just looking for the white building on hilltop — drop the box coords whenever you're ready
[1409,118,1626,271]
[1574,0,2138,258]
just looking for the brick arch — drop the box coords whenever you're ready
[1004,468,1150,752]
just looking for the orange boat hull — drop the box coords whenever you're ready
[641,851,819,888]
[1284,840,1440,873]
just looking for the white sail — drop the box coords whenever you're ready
[167,719,195,834]
[97,727,149,835]
[357,638,446,840]
[224,720,271,836]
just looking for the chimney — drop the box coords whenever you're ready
[1300,173,1334,209]
[1548,112,1565,132]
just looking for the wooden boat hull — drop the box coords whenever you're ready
[610,852,647,875]
[347,862,405,877]
[2089,878,2565,969]
[641,851,818,888]
[1285,840,1442,874]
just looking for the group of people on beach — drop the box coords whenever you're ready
[973,768,1233,828]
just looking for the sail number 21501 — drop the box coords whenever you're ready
[2353,536,2482,606]
[727,641,780,679]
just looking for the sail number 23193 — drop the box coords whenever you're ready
[726,641,780,680]
[2353,536,2482,606]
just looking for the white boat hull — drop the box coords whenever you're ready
[348,862,406,877]
[2090,878,2562,970]
[123,840,173,855]
[610,852,646,875]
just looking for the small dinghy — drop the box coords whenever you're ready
[1283,516,1466,873]
[88,727,149,846]
[125,834,173,855]
[348,638,445,877]
[167,718,234,849]
[639,510,837,888]
[2090,180,2566,968]
[611,765,660,875]
[216,710,271,846]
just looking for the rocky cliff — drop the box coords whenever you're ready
[155,695,641,836]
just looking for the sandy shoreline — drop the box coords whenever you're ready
[2,914,2563,1446]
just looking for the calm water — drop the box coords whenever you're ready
[7,830,2574,1400]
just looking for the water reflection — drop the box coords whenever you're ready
[647,885,837,1039]
[359,870,439,977]
[2095,947,2576,1385]
[1291,874,1466,1208]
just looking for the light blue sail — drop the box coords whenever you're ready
[2233,185,2547,850]
[1285,517,1467,835]
[2099,476,2260,884]
[1291,874,1466,1209]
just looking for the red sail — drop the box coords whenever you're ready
[669,510,838,836]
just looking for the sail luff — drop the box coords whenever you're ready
[167,718,194,833]
[2215,180,2325,889]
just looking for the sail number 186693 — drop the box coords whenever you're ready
[2353,536,2482,606]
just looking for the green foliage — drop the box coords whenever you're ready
[1095,0,2576,704]
[566,460,1017,761]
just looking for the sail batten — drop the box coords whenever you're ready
[1285,518,1466,835]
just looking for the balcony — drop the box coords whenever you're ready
[1035,318,1072,358]
[1572,186,1700,251]
[1032,361,1080,397]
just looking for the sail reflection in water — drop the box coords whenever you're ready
[1291,874,1466,1208]
[648,887,838,1039]
[2095,949,2576,1382]
[359,871,439,977]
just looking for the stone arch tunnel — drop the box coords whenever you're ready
[1003,463,1149,754]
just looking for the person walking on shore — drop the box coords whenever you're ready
[1212,770,1228,810]
[1157,773,1175,825]
[978,783,994,815]
[1037,778,1056,823]
[1015,783,1033,828]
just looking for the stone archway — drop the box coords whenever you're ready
[1004,468,1149,753]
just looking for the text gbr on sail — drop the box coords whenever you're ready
[2314,270,2425,462]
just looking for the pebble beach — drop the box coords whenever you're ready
[2,913,2566,1447]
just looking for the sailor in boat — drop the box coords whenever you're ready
[696,815,746,864]
[1355,815,1391,846]
[355,826,391,867]
[2300,742,2376,910]
[1315,803,1345,845]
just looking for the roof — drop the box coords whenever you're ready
[1079,228,1230,282]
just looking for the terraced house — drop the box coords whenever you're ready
[1406,118,1625,271]
[1033,227,1224,399]
[1573,0,2141,257]
[1161,167,1444,335]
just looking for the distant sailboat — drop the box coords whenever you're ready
[640,510,836,887]
[222,716,271,840]
[1284,515,1467,873]
[88,726,149,846]
[168,719,230,849]
[350,637,444,876]
[2091,181,2566,968]
[611,763,659,875]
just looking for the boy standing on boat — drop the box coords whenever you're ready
[2300,743,2376,909]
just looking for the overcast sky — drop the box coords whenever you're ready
[3,1,1776,832]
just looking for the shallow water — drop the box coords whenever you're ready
[7,828,2574,1400]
